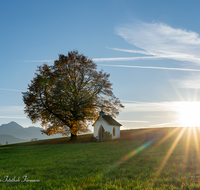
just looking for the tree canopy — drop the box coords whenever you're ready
[22,51,124,141]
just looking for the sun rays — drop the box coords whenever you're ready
[148,127,200,187]
[79,126,200,189]
[104,126,200,187]
[103,127,183,175]
[151,127,186,187]
[183,127,192,171]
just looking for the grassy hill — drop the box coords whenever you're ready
[0,135,27,145]
[0,127,199,189]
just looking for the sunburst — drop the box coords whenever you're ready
[176,102,200,127]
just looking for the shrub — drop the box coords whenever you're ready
[103,131,112,142]
[89,136,97,142]
[31,138,38,141]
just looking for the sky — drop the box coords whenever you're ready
[1,0,200,131]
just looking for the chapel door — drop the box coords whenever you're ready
[98,125,104,142]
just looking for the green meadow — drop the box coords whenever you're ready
[0,127,200,190]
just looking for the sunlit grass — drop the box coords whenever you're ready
[1,127,200,189]
[182,127,191,173]
[151,127,186,187]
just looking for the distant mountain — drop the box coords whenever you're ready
[0,121,23,130]
[0,134,27,145]
[0,121,93,144]
[0,121,63,142]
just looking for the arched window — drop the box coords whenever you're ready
[113,127,116,137]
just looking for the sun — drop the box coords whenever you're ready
[176,102,200,127]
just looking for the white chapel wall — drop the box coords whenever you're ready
[94,118,120,139]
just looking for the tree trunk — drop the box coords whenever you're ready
[70,133,77,142]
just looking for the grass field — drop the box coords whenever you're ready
[0,127,200,189]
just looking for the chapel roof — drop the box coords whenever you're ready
[102,115,122,126]
[92,114,122,127]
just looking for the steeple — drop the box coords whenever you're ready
[99,111,104,117]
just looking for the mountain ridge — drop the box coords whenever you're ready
[0,121,63,143]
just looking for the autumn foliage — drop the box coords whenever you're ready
[22,51,124,141]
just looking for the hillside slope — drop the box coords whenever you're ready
[0,134,27,145]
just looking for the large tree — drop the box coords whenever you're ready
[22,51,124,141]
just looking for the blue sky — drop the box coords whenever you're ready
[1,0,200,130]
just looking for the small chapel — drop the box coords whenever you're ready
[92,111,122,141]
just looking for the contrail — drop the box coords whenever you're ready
[97,64,200,72]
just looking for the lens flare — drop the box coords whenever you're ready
[105,138,157,173]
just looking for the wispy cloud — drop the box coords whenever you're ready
[23,22,200,66]
[0,116,27,119]
[107,47,152,55]
[120,100,200,112]
[172,75,200,89]
[150,122,180,127]
[0,88,25,92]
[0,106,24,114]
[93,56,161,62]
[115,21,200,64]
[118,120,149,123]
[122,102,176,112]
[98,64,200,72]
[106,47,200,63]
[120,99,136,103]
